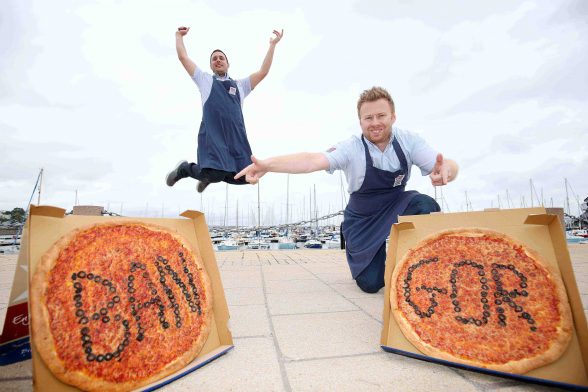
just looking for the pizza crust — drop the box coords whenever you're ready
[31,221,213,391]
[390,227,573,374]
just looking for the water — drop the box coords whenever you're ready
[214,241,341,251]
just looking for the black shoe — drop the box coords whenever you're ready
[166,160,188,187]
[197,180,210,193]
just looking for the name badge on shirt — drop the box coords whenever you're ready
[228,86,237,95]
[393,174,405,187]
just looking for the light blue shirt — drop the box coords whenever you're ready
[191,68,252,107]
[323,127,438,193]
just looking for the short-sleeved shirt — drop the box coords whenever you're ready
[323,127,438,193]
[191,68,252,106]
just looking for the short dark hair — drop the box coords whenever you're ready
[210,49,228,64]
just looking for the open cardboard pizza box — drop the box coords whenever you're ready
[27,205,233,391]
[381,207,588,390]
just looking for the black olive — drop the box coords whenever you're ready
[87,273,94,280]
[87,354,96,362]
[454,307,461,312]
[92,313,100,320]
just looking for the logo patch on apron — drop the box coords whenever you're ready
[393,174,405,187]
[228,86,237,95]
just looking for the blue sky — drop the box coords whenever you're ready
[1,0,586,226]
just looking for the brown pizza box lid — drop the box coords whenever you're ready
[381,207,588,388]
[27,205,233,391]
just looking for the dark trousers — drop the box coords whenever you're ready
[183,163,247,185]
[355,194,441,293]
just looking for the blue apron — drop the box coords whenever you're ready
[343,135,419,278]
[197,77,253,172]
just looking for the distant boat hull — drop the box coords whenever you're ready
[278,242,297,249]
[304,240,323,249]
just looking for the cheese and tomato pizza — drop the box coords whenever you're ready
[391,228,573,374]
[31,221,212,391]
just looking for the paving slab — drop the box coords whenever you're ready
[224,286,265,306]
[348,296,386,322]
[219,269,263,289]
[160,337,285,392]
[265,278,332,294]
[226,304,271,338]
[330,281,377,299]
[272,310,381,360]
[267,290,358,315]
[262,265,316,281]
[285,353,480,392]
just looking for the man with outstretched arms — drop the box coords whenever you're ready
[236,86,458,293]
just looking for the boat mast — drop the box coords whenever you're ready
[286,174,290,224]
[37,168,44,205]
[530,179,533,208]
[565,178,570,216]
[314,184,318,233]
[224,183,228,228]
[257,182,261,228]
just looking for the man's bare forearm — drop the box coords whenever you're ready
[264,152,329,174]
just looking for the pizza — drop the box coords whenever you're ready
[390,228,573,374]
[30,221,213,391]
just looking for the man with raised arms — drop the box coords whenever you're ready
[166,26,284,192]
